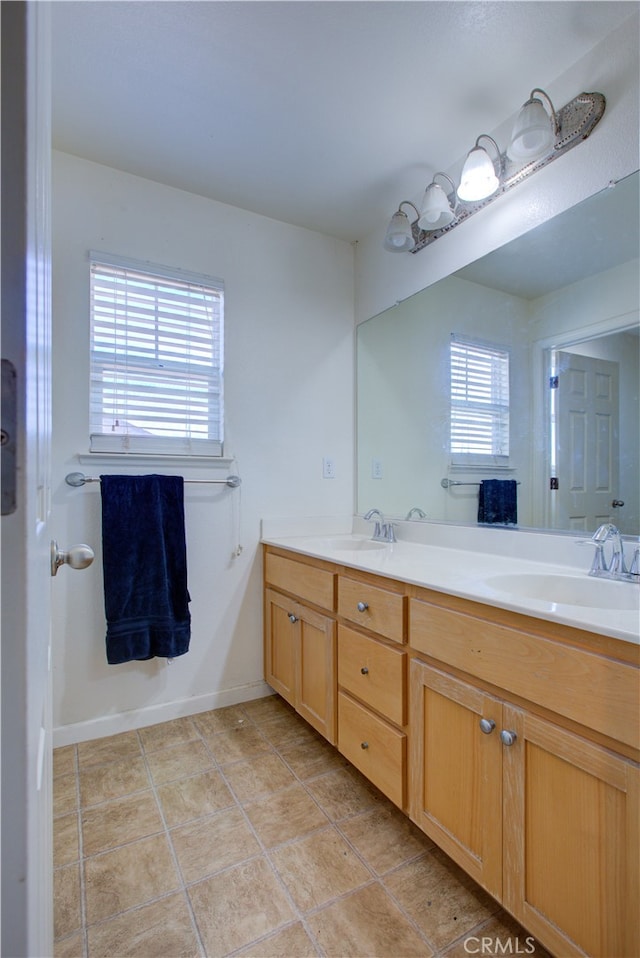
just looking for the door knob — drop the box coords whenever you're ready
[51,540,94,577]
[500,729,518,747]
[357,601,369,612]
[479,718,496,735]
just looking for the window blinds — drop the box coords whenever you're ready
[90,257,223,455]
[450,337,510,461]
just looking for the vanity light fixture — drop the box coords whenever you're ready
[384,89,605,255]
[418,173,457,231]
[457,135,501,202]
[383,201,420,252]
[508,88,558,162]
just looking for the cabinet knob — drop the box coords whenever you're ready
[500,729,517,746]
[357,601,369,612]
[288,613,298,623]
[360,666,369,675]
[479,718,496,735]
[361,741,369,750]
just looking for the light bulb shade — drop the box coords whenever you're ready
[418,183,455,231]
[457,146,500,202]
[383,209,415,251]
[508,97,555,161]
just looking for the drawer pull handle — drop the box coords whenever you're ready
[361,741,369,750]
[500,729,517,747]
[288,614,298,623]
[479,718,496,735]
[357,601,369,612]
[360,666,369,675]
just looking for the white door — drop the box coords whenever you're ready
[552,349,620,531]
[1,4,54,955]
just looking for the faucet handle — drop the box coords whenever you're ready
[629,548,640,576]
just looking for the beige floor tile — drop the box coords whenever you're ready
[223,752,296,803]
[54,812,80,866]
[236,922,319,957]
[156,768,234,827]
[145,739,214,785]
[384,850,498,951]
[54,864,82,940]
[205,724,271,764]
[244,783,329,848]
[171,805,261,884]
[258,715,320,750]
[137,716,199,752]
[79,755,150,808]
[81,790,164,857]
[86,893,200,958]
[442,912,550,957]
[84,834,180,924]
[189,856,294,956]
[192,704,249,737]
[240,694,296,725]
[270,827,371,912]
[53,745,77,780]
[54,773,79,819]
[54,931,84,957]
[340,803,433,875]
[77,731,142,768]
[309,883,433,958]
[305,766,385,821]
[279,736,348,781]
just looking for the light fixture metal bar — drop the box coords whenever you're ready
[410,92,605,254]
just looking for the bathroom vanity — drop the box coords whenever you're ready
[262,527,639,958]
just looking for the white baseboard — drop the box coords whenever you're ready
[52,679,274,748]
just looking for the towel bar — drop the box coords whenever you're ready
[65,471,241,488]
[441,478,520,488]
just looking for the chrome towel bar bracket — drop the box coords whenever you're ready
[65,471,241,488]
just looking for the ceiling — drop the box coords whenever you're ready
[51,1,636,243]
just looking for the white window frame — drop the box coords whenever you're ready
[89,252,224,457]
[449,335,511,471]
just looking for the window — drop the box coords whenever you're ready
[89,253,223,456]
[449,336,510,466]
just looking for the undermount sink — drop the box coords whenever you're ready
[318,537,388,553]
[486,573,639,610]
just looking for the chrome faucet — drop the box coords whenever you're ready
[589,523,637,582]
[364,508,396,543]
[405,507,427,520]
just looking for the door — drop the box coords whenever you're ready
[296,604,336,743]
[264,588,298,706]
[552,350,620,531]
[502,707,639,958]
[1,4,54,955]
[409,661,503,898]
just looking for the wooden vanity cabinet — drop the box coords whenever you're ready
[264,550,337,743]
[409,591,640,958]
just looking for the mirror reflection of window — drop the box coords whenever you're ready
[450,336,510,468]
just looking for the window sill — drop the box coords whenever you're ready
[77,452,236,468]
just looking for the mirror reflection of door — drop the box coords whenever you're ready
[551,349,620,532]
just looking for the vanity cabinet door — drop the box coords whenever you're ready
[264,588,337,744]
[502,706,640,958]
[409,659,504,899]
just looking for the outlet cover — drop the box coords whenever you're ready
[372,458,383,479]
[323,457,336,479]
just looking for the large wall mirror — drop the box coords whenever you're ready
[357,171,639,536]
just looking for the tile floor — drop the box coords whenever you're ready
[53,695,548,957]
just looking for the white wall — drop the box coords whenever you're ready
[355,12,640,324]
[51,153,354,742]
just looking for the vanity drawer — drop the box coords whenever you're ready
[338,691,406,808]
[338,625,406,726]
[338,576,406,644]
[264,552,335,611]
[409,597,640,750]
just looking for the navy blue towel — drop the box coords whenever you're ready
[100,475,191,665]
[478,479,518,526]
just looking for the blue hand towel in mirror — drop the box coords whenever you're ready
[478,479,518,526]
[100,474,191,664]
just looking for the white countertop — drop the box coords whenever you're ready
[261,524,640,646]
